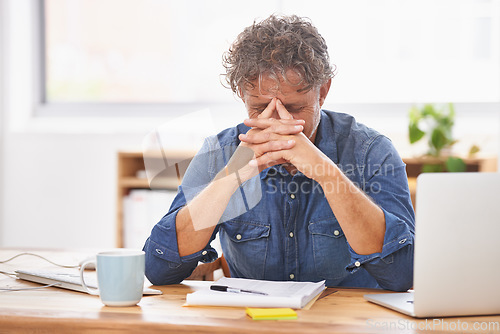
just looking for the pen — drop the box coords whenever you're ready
[210,285,268,296]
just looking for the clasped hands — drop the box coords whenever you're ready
[225,98,330,184]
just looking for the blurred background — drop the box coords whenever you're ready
[0,0,498,249]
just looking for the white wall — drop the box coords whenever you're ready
[2,132,140,248]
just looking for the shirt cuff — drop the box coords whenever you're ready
[148,207,219,266]
[346,208,413,272]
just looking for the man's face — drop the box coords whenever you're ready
[240,72,330,143]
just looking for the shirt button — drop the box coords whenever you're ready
[155,249,163,255]
[333,230,340,236]
[289,273,295,279]
[355,261,361,267]
[289,232,294,238]
[399,238,407,244]
[290,193,296,200]
[236,234,242,240]
[202,250,207,256]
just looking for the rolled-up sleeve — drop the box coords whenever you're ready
[143,206,219,285]
[346,135,415,291]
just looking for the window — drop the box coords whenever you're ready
[42,0,500,107]
[43,0,277,104]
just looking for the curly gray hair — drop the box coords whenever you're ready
[223,14,335,97]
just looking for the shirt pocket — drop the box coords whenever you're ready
[220,220,270,279]
[308,218,351,281]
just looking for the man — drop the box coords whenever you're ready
[144,15,415,291]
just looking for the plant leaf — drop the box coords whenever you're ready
[409,123,425,143]
[468,144,480,156]
[446,157,466,172]
[448,103,455,118]
[422,163,444,173]
[430,127,447,153]
[409,105,421,123]
[408,103,458,156]
[422,104,437,117]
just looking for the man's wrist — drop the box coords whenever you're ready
[314,159,342,187]
[214,167,243,193]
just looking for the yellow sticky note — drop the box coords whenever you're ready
[245,308,297,320]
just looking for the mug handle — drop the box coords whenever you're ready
[80,261,99,295]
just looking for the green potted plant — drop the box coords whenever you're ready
[408,103,475,172]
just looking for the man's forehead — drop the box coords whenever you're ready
[244,84,310,99]
[244,87,314,104]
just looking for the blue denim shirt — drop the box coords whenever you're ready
[144,110,415,291]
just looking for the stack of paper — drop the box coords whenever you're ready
[185,277,326,309]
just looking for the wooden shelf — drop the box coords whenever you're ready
[403,155,497,209]
[116,150,194,247]
[119,177,150,188]
[119,177,182,189]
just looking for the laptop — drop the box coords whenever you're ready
[15,269,162,295]
[365,172,500,318]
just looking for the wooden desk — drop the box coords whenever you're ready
[1,249,499,333]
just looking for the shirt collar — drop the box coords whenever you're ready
[314,110,338,164]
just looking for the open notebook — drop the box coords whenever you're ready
[15,269,162,295]
[186,277,326,309]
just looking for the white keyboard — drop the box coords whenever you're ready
[15,269,162,295]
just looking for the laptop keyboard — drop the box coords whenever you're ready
[31,271,99,287]
[16,270,162,295]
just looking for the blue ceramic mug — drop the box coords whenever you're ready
[80,250,145,307]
